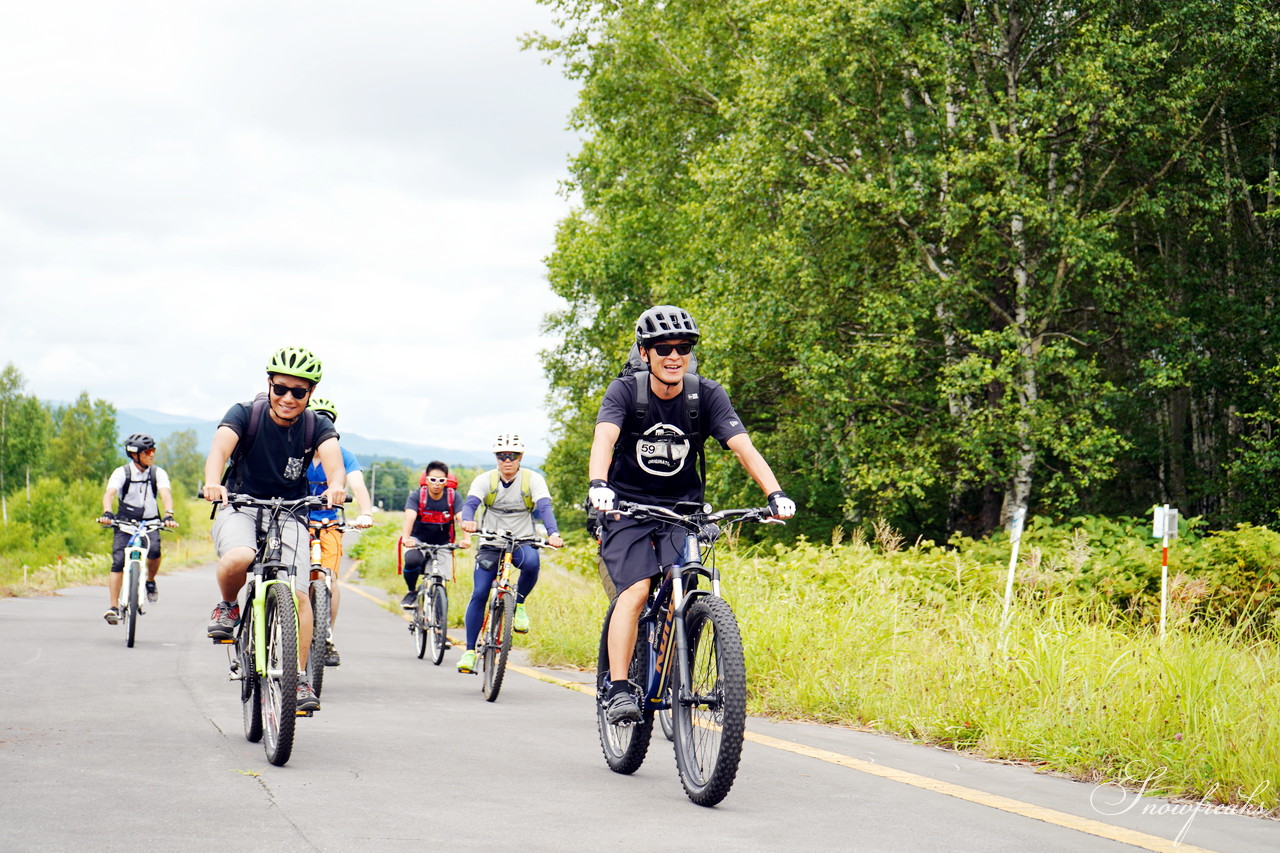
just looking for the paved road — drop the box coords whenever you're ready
[1,562,1275,852]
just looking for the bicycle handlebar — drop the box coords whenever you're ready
[219,494,332,511]
[468,530,558,549]
[613,501,785,529]
[103,518,169,535]
[404,541,465,553]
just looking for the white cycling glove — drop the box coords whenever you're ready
[767,491,796,519]
[588,479,616,512]
[355,514,373,529]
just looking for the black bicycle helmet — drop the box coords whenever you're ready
[124,434,156,455]
[635,305,700,347]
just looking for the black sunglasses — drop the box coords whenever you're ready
[650,342,694,356]
[495,452,521,462]
[269,382,311,400]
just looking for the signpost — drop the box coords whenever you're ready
[1152,504,1179,638]
[1000,506,1028,641]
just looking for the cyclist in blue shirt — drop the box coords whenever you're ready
[305,397,373,666]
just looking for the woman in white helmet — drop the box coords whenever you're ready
[455,433,564,673]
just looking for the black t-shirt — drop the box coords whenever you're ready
[404,487,464,544]
[597,374,747,506]
[220,401,339,499]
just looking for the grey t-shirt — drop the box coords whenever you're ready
[466,469,552,540]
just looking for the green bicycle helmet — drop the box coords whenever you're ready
[308,396,338,423]
[266,346,323,383]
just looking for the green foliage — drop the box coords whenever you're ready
[156,428,204,496]
[0,364,52,494]
[533,0,1280,541]
[48,392,118,484]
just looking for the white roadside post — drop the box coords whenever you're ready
[1000,506,1028,643]
[1152,504,1179,638]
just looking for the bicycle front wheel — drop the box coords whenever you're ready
[595,600,653,774]
[481,591,514,702]
[124,560,139,649]
[413,586,428,659]
[671,596,746,807]
[427,583,448,666]
[308,579,330,699]
[262,583,299,767]
[239,600,263,743]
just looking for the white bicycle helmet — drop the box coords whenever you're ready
[635,305,700,347]
[491,433,526,453]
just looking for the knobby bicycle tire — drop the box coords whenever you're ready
[308,579,330,699]
[124,560,139,649]
[427,583,448,666]
[595,599,654,774]
[240,596,263,743]
[262,583,299,767]
[658,683,675,742]
[481,591,514,702]
[413,585,428,659]
[671,596,746,807]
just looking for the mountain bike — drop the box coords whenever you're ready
[306,515,347,699]
[405,542,462,665]
[214,493,328,767]
[596,501,783,807]
[105,518,166,649]
[470,530,551,702]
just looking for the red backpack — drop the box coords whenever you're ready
[417,473,458,542]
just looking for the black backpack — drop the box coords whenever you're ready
[614,345,707,490]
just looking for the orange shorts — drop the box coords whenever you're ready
[311,524,343,574]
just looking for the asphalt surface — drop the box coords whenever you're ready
[2,560,1277,852]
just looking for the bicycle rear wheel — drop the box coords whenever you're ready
[262,583,299,767]
[239,597,263,743]
[124,560,139,649]
[671,596,746,807]
[308,579,330,699]
[595,600,653,774]
[427,583,448,665]
[481,591,514,702]
[413,585,428,659]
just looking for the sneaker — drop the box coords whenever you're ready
[513,603,530,634]
[207,601,239,640]
[400,591,417,609]
[605,690,642,724]
[103,606,120,625]
[297,682,320,712]
[145,580,158,603]
[324,642,341,667]
[457,649,477,673]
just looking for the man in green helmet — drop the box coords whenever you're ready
[201,346,347,713]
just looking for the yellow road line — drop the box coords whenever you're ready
[347,583,1213,852]
[501,664,1216,853]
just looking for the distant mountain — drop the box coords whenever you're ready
[115,408,538,468]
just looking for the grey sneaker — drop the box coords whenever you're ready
[207,601,239,640]
[297,682,320,713]
[605,690,642,724]
[145,580,158,603]
[103,606,120,625]
[400,591,416,609]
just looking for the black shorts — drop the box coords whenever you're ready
[111,524,162,572]
[598,513,686,597]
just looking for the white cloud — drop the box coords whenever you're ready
[0,0,581,456]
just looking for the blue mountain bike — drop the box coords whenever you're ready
[106,518,167,649]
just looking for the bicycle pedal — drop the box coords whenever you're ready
[212,638,234,645]
[295,709,314,718]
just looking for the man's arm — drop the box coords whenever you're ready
[725,433,783,497]
[316,437,347,506]
[202,426,240,502]
[401,508,418,543]
[159,487,178,526]
[589,422,621,482]
[347,469,374,526]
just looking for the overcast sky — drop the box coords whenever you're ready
[0,0,581,456]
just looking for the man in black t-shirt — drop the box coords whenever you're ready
[399,460,469,606]
[200,346,347,713]
[587,306,796,723]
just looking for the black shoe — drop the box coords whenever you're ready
[400,591,416,609]
[324,642,341,667]
[145,580,158,603]
[605,691,642,724]
[103,606,120,625]
[297,682,321,713]
[207,601,239,640]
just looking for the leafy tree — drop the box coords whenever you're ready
[49,393,118,485]
[0,364,52,498]
[155,428,204,496]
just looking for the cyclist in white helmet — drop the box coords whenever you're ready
[455,432,564,673]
